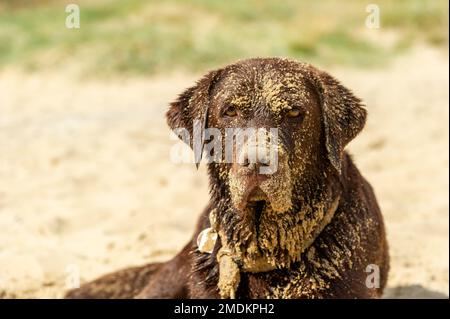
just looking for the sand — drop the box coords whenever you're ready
[0,46,448,298]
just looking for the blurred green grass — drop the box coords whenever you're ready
[0,0,448,75]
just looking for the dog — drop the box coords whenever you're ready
[66,58,389,299]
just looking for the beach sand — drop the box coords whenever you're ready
[0,47,448,298]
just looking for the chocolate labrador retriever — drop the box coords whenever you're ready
[66,58,389,299]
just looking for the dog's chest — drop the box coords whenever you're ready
[235,261,333,299]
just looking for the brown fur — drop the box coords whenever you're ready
[65,58,389,299]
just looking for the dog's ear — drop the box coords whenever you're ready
[167,69,223,134]
[166,69,223,166]
[310,68,367,174]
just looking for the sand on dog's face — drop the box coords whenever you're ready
[204,59,339,271]
[210,60,325,212]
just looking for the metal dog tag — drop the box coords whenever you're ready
[196,227,218,253]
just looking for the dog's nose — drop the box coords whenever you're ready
[238,144,271,171]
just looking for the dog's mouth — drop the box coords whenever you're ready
[245,187,269,228]
[238,188,280,272]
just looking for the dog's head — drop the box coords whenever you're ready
[167,58,366,269]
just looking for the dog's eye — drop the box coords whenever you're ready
[287,108,302,118]
[223,106,238,117]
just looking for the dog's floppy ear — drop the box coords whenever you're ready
[166,69,223,167]
[310,68,367,174]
